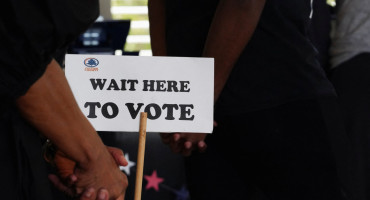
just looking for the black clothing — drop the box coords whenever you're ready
[0,0,98,199]
[165,0,336,116]
[164,0,347,199]
[330,53,370,200]
[1,0,99,100]
[308,0,333,72]
[185,98,345,200]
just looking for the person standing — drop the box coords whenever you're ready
[148,0,348,199]
[330,0,370,199]
[0,0,127,199]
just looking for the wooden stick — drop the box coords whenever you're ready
[134,112,147,200]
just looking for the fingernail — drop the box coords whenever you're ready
[185,142,192,149]
[120,156,127,165]
[70,175,77,182]
[98,191,106,200]
[85,188,94,198]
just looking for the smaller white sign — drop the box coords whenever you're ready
[65,54,214,133]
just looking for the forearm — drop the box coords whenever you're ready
[148,0,167,56]
[203,0,266,102]
[16,59,104,165]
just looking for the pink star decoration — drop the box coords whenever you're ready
[144,170,164,191]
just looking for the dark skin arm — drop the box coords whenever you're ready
[148,0,167,56]
[16,59,127,200]
[149,0,266,156]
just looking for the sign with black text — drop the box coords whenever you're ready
[65,54,214,133]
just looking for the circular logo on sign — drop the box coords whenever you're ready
[84,58,99,67]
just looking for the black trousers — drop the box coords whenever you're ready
[185,98,348,200]
[330,53,370,200]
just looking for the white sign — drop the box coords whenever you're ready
[65,54,214,133]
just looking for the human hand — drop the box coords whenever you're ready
[48,146,128,199]
[48,176,124,200]
[160,121,217,156]
[160,132,207,156]
[48,175,110,200]
[74,145,127,200]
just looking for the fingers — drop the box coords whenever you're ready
[66,174,78,187]
[169,133,184,154]
[48,174,76,197]
[96,188,109,200]
[107,146,128,166]
[170,134,194,156]
[184,140,192,149]
[172,133,181,142]
[66,174,85,195]
[181,141,193,157]
[180,139,207,156]
[79,187,96,200]
[50,146,127,200]
[197,140,207,153]
[163,133,208,156]
[49,173,113,200]
[160,132,172,144]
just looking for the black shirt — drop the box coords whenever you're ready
[0,0,98,199]
[0,0,99,100]
[165,0,336,117]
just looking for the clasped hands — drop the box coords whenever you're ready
[46,145,128,200]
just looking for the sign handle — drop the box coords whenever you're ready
[134,112,147,200]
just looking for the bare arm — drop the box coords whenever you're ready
[16,59,127,199]
[16,59,103,165]
[149,0,265,100]
[151,0,266,156]
[148,0,167,56]
[203,0,266,102]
